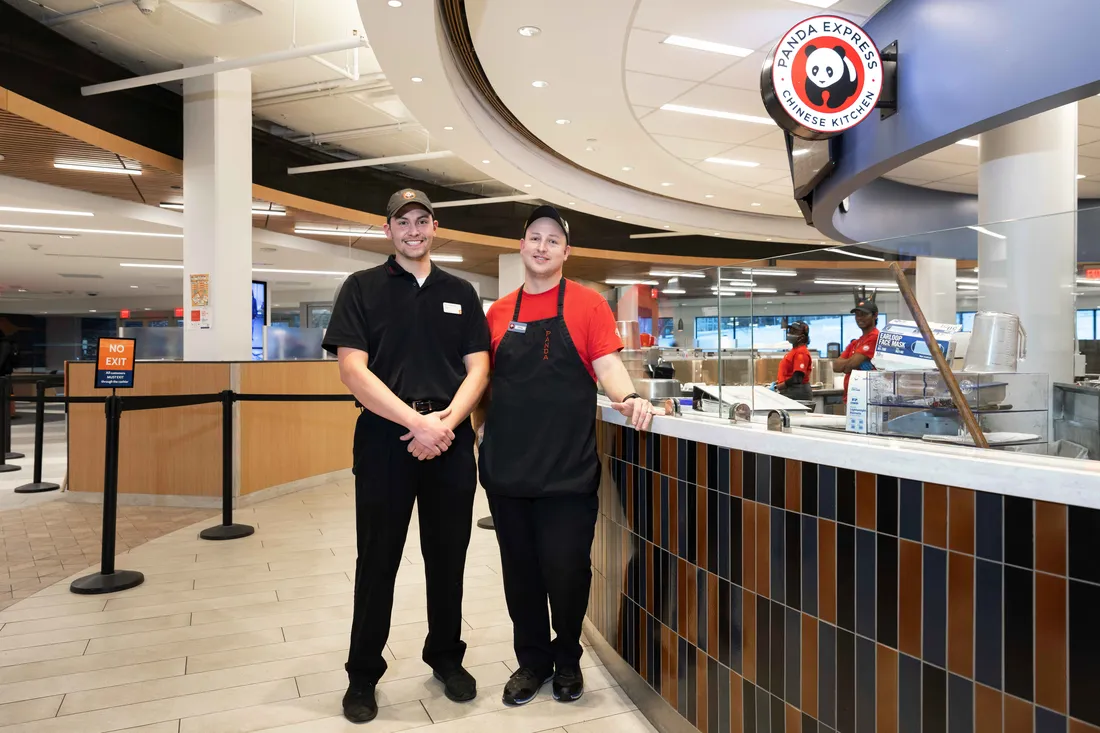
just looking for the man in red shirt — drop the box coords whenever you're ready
[772,321,813,401]
[833,296,880,396]
[478,205,655,707]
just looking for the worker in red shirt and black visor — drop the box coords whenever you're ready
[476,205,656,707]
[833,291,881,396]
[770,320,813,401]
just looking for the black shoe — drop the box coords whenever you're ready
[502,667,552,706]
[433,666,477,702]
[553,666,584,702]
[342,683,378,723]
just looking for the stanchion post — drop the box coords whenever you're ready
[70,394,144,594]
[0,377,20,473]
[199,390,254,541]
[14,380,60,493]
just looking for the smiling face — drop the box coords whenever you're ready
[805,46,845,88]
[384,204,437,261]
[854,309,876,331]
[520,217,570,278]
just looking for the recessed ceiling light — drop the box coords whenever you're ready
[294,227,385,238]
[89,309,97,313]
[705,157,760,167]
[518,26,541,37]
[704,194,715,199]
[387,0,402,6]
[430,254,464,263]
[411,77,423,83]
[555,119,570,125]
[606,279,659,286]
[159,203,286,216]
[621,166,633,171]
[955,139,980,147]
[54,162,142,175]
[0,224,180,238]
[532,80,549,88]
[663,225,670,229]
[0,205,93,217]
[751,202,761,207]
[661,35,752,57]
[121,262,184,269]
[58,235,74,239]
[523,184,532,188]
[615,215,622,219]
[649,271,706,278]
[443,126,454,131]
[584,146,594,152]
[130,285,139,288]
[1077,174,1087,180]
[16,288,26,293]
[789,0,841,7]
[662,289,687,295]
[660,104,774,126]
[482,159,491,164]
[568,202,575,206]
[660,182,672,187]
[253,268,351,276]
[714,232,721,236]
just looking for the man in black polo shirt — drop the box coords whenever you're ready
[323,188,491,723]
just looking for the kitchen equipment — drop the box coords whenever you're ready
[646,361,677,379]
[619,349,648,382]
[635,378,682,402]
[616,320,641,350]
[963,311,1027,373]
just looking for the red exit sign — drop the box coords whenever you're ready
[119,309,130,319]
[1086,269,1100,280]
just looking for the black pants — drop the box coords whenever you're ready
[346,412,476,686]
[487,491,599,678]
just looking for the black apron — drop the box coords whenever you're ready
[479,280,599,497]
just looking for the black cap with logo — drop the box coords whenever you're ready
[522,205,570,244]
[851,289,879,315]
[386,188,434,220]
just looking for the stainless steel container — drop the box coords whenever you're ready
[963,311,1027,373]
[616,320,641,350]
[634,378,682,402]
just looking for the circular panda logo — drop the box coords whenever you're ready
[760,15,883,140]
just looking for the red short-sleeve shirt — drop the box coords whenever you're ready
[777,344,812,385]
[841,327,880,395]
[486,280,623,381]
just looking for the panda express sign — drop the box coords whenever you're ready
[760,15,883,140]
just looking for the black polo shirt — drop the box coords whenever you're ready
[323,255,490,404]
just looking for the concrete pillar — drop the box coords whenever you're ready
[182,69,253,361]
[498,253,524,296]
[978,104,1077,388]
[915,256,958,325]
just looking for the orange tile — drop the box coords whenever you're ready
[949,487,976,555]
[743,588,756,684]
[856,472,876,529]
[786,460,802,513]
[668,436,678,478]
[924,483,948,548]
[1004,695,1034,733]
[786,703,801,733]
[819,519,836,624]
[1070,720,1100,733]
[898,539,923,658]
[697,648,708,732]
[730,669,743,733]
[743,498,756,593]
[802,613,819,718]
[877,645,898,733]
[1035,573,1067,714]
[757,503,771,600]
[730,450,743,497]
[1035,501,1068,576]
[948,552,974,678]
[975,685,1003,733]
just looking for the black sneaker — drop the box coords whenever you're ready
[342,683,378,723]
[553,666,584,702]
[433,666,477,702]
[502,667,552,706]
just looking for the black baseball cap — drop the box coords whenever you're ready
[522,205,570,243]
[851,299,879,315]
[386,188,434,220]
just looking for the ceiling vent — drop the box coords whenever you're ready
[58,273,105,279]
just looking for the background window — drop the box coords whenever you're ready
[1077,309,1096,341]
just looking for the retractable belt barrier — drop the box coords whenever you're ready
[1,385,359,595]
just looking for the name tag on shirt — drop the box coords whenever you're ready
[443,302,462,315]
[507,321,527,334]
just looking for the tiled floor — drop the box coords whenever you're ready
[0,477,656,732]
[0,406,67,511]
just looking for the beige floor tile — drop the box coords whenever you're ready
[416,687,635,733]
[115,722,181,733]
[296,655,432,698]
[249,699,431,733]
[0,597,109,623]
[564,710,659,732]
[462,608,513,630]
[0,613,192,653]
[188,593,351,626]
[186,633,347,674]
[0,694,63,725]
[0,658,186,705]
[0,639,88,669]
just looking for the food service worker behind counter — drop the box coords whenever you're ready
[477,205,656,708]
[833,290,880,397]
[323,188,491,724]
[770,320,813,401]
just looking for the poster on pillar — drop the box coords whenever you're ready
[187,273,212,331]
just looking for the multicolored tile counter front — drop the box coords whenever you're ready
[587,409,1100,733]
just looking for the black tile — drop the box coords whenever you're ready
[923,546,948,668]
[787,511,802,611]
[856,529,876,641]
[757,453,772,505]
[923,663,947,733]
[877,476,899,536]
[686,483,697,566]
[732,496,743,587]
[744,677,758,733]
[758,593,771,694]
[974,559,1002,690]
[837,524,856,632]
[948,674,973,733]
[698,567,709,655]
[719,494,731,581]
[1070,578,1100,727]
[688,642,698,724]
[771,600,785,699]
[1004,565,1034,702]
[877,534,898,649]
[677,438,688,484]
[803,515,819,618]
[975,491,1003,562]
[719,660,731,733]
[685,440,697,486]
[731,581,744,675]
[1069,505,1100,583]
[837,469,856,526]
[660,476,671,552]
[820,466,837,521]
[708,443,720,491]
[803,462,819,516]
[758,686,772,733]
[772,506,786,604]
[772,456,786,509]
[744,451,757,502]
[837,628,856,733]
[820,621,837,729]
[772,694,786,733]
[708,490,720,575]
[709,656,721,733]
[1004,496,1034,569]
[786,606,802,708]
[649,613,659,689]
[899,480,923,542]
[803,713,818,733]
[856,635,876,733]
[718,447,730,496]
[898,653,922,733]
[719,578,732,667]
[1036,708,1067,733]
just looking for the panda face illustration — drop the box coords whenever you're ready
[802,44,859,109]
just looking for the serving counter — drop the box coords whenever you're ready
[587,401,1100,733]
[65,360,357,506]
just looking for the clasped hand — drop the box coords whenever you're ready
[610,396,657,432]
[400,407,454,461]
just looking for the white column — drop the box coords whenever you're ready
[978,104,1077,388]
[498,253,524,295]
[915,256,958,325]
[182,69,253,361]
